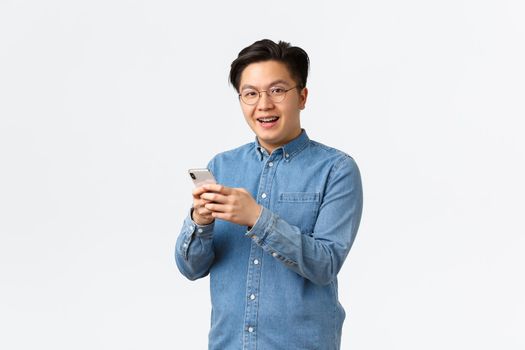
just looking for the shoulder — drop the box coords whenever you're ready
[306,139,359,170]
[207,141,255,173]
[305,140,362,194]
[210,141,255,162]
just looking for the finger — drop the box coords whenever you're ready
[203,183,231,195]
[195,202,213,214]
[196,207,213,217]
[192,186,209,197]
[204,203,231,213]
[211,211,233,221]
[192,198,206,207]
[193,200,213,213]
[200,192,229,204]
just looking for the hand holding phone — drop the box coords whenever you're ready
[188,168,216,225]
[187,168,261,227]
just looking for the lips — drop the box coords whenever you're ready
[257,116,280,123]
[256,116,280,129]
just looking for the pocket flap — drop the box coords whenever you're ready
[278,192,320,202]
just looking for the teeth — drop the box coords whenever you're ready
[258,117,279,122]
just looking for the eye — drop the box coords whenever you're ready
[270,87,286,95]
[242,90,258,98]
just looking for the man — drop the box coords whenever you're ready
[175,39,363,350]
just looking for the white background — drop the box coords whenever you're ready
[1,1,524,349]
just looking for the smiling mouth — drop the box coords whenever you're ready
[257,116,280,123]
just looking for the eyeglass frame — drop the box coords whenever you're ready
[238,86,299,105]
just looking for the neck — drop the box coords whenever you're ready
[258,129,303,154]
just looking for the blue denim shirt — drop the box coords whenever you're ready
[175,130,363,350]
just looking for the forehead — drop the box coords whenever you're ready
[239,60,294,89]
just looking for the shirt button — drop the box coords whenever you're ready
[261,193,267,199]
[285,153,290,158]
[183,243,188,248]
[197,228,203,233]
[249,294,256,300]
[268,162,273,167]
[248,326,254,333]
[272,252,278,258]
[253,259,259,265]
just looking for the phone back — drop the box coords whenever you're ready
[188,168,216,187]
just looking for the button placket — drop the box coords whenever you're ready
[259,155,278,203]
[242,153,279,349]
[243,240,263,349]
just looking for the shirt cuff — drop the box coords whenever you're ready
[245,206,273,244]
[187,208,215,237]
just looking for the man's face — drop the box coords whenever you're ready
[238,60,308,153]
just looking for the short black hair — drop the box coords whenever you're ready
[229,39,309,92]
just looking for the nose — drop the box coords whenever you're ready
[257,91,274,110]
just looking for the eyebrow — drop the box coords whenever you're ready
[240,79,291,91]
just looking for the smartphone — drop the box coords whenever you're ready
[188,168,216,187]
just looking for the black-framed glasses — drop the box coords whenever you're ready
[238,86,298,105]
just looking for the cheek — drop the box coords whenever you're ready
[281,105,300,120]
[241,106,255,122]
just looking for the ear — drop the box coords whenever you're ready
[299,87,308,110]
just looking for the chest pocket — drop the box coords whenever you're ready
[276,192,321,234]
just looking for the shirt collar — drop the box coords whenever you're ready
[254,129,310,162]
